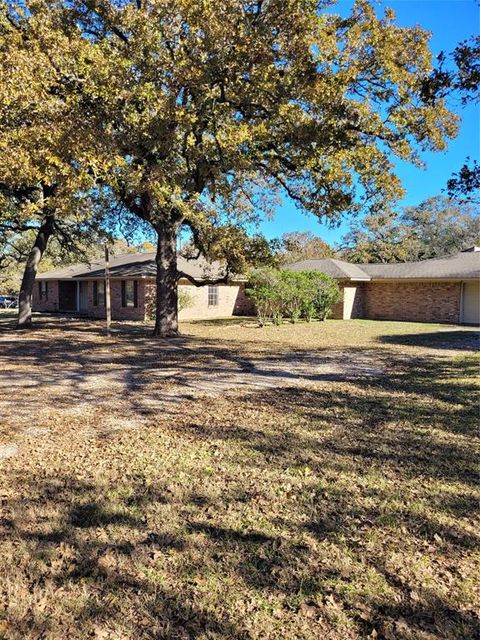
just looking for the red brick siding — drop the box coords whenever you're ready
[365,281,462,323]
[32,280,59,312]
[33,279,147,320]
[108,280,147,321]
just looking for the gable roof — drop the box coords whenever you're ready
[286,250,480,282]
[37,253,239,282]
[361,250,480,281]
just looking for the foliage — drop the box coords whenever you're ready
[248,268,340,325]
[277,232,334,265]
[342,196,480,263]
[447,158,480,205]
[0,0,460,332]
[180,225,278,277]
[421,35,480,203]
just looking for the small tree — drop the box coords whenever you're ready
[247,268,283,326]
[308,272,341,321]
[248,268,340,325]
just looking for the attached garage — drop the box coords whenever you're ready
[462,281,480,325]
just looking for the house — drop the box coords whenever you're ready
[32,253,254,321]
[33,247,480,325]
[286,247,480,325]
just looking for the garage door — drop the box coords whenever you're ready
[463,281,480,325]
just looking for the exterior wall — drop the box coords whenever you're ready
[32,280,59,312]
[343,284,366,319]
[330,283,366,320]
[33,277,252,321]
[177,281,254,320]
[144,279,254,321]
[365,281,462,324]
[89,279,147,321]
[33,279,147,321]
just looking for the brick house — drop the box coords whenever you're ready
[32,253,254,321]
[33,247,480,324]
[287,247,480,325]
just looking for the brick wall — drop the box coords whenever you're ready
[144,279,254,321]
[89,279,147,321]
[33,279,148,320]
[32,280,59,312]
[178,281,254,320]
[365,281,462,323]
[329,283,366,319]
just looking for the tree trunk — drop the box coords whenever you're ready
[153,219,179,337]
[17,213,55,329]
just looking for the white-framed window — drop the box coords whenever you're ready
[208,285,219,306]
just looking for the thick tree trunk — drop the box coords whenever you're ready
[17,213,55,329]
[153,219,179,337]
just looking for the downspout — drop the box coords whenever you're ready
[459,282,464,325]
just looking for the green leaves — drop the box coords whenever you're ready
[248,268,340,325]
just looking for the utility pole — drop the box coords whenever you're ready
[105,244,111,337]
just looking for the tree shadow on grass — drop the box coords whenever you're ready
[0,473,253,640]
[378,330,480,352]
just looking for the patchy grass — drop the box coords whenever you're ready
[0,316,479,639]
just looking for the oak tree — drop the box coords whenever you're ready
[3,0,458,335]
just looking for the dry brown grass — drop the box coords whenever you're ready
[0,314,479,639]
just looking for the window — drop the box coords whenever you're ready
[208,285,219,306]
[121,280,138,308]
[93,281,105,306]
[39,281,48,301]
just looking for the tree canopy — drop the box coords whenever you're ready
[341,195,480,263]
[0,0,460,334]
[277,232,334,265]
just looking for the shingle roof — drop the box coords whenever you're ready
[37,253,240,282]
[361,250,480,281]
[37,248,480,283]
[285,259,371,280]
[286,250,480,282]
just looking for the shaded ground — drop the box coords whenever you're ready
[0,314,479,639]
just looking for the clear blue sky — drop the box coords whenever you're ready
[258,0,480,245]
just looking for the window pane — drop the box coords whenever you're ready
[97,281,105,306]
[208,285,219,306]
[125,280,136,307]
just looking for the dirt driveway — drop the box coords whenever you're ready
[0,316,477,437]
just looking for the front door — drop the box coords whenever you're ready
[78,281,89,314]
[58,281,77,311]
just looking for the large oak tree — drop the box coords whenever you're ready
[2,0,458,335]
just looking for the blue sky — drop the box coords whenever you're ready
[258,0,480,246]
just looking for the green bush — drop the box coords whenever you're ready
[247,268,340,325]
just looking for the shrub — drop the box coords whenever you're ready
[248,268,340,325]
[247,267,283,326]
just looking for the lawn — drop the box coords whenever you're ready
[0,315,479,640]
